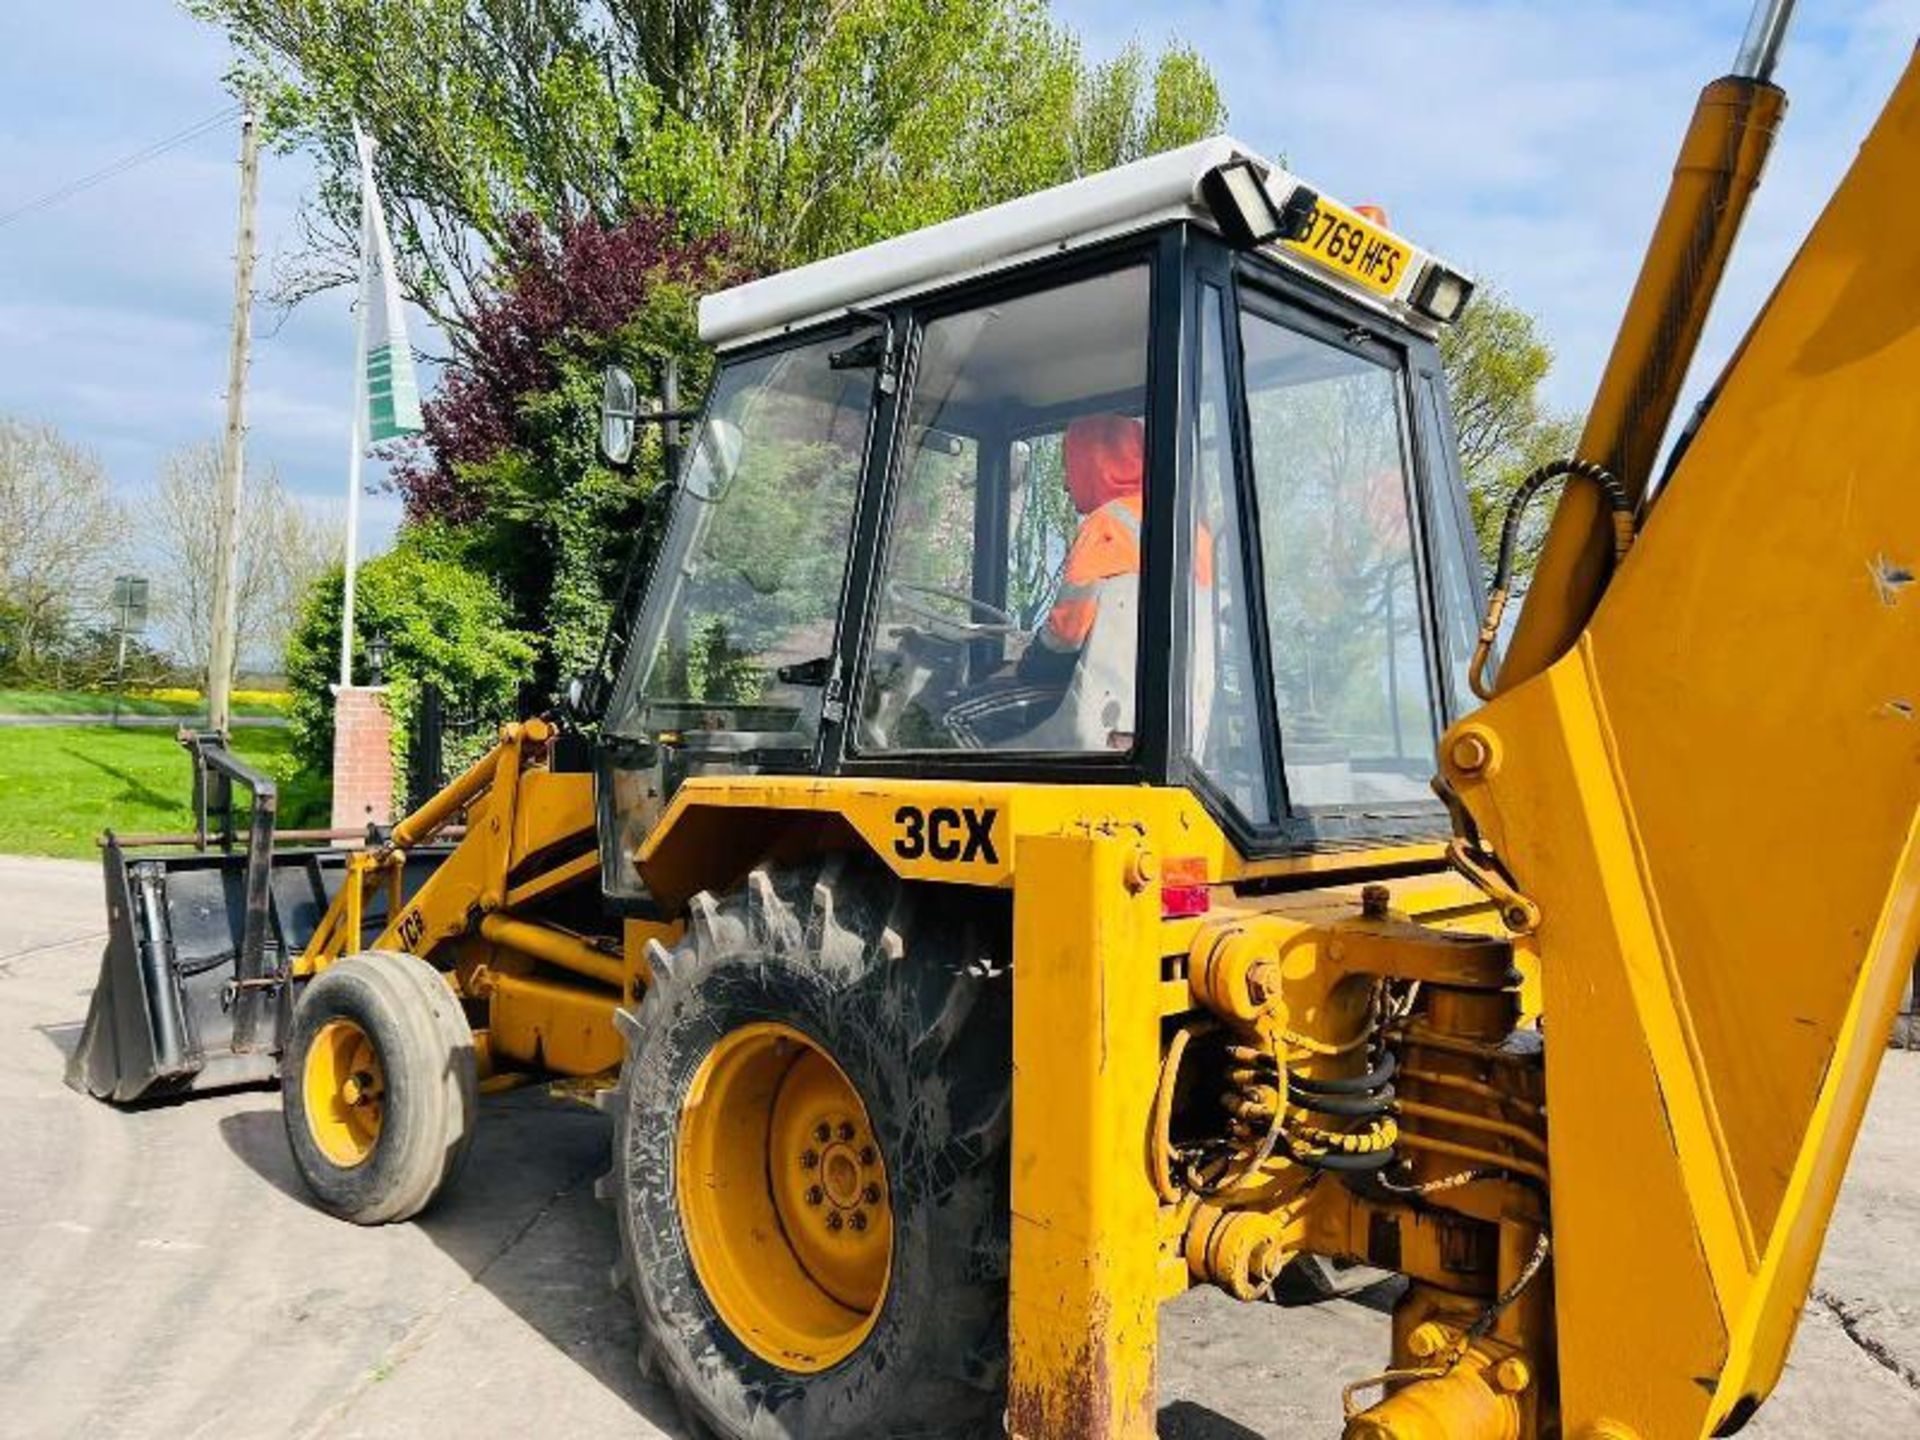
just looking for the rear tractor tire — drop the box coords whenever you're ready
[282,950,478,1225]
[606,855,1011,1440]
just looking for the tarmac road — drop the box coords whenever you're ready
[2,851,1916,1438]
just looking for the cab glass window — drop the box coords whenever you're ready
[595,334,873,900]
[1239,307,1439,808]
[1417,372,1487,716]
[614,334,873,746]
[858,265,1151,753]
[1187,285,1273,822]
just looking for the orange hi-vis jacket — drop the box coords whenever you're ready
[1036,412,1216,659]
[1037,413,1149,661]
[1038,494,1145,655]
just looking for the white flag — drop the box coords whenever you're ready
[355,126,422,442]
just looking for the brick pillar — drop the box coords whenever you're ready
[330,684,395,831]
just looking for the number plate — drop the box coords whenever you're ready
[1284,197,1412,296]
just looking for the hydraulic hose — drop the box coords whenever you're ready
[1469,458,1631,701]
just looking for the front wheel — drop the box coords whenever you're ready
[606,856,1010,1438]
[282,950,477,1225]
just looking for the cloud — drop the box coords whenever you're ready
[1055,0,1920,421]
[7,0,1916,558]
[0,3,412,551]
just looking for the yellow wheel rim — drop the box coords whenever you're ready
[677,1022,892,1373]
[304,1018,386,1168]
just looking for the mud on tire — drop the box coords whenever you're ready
[606,854,1011,1439]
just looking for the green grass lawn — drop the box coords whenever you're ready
[0,688,286,718]
[0,725,330,860]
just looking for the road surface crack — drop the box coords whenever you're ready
[293,1155,602,1438]
[1813,1287,1920,1392]
[0,929,108,977]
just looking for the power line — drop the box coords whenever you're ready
[0,103,245,230]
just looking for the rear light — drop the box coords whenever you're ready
[1161,855,1211,919]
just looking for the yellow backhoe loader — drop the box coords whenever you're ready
[66,3,1920,1435]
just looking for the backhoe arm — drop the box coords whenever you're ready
[1443,45,1920,1438]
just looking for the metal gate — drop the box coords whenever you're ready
[405,683,516,812]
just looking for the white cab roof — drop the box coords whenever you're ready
[698,135,1461,349]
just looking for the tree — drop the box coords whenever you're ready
[0,418,127,675]
[386,209,737,684]
[1069,39,1224,176]
[285,523,537,780]
[1440,288,1582,580]
[140,443,338,686]
[189,1,1229,338]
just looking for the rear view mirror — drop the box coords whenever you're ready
[561,673,598,724]
[600,366,638,467]
[1009,438,1032,490]
[917,427,967,458]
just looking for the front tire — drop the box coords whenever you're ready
[282,950,477,1225]
[608,855,1011,1439]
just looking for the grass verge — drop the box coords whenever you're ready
[0,725,329,860]
[0,688,286,718]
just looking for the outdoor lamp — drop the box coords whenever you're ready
[366,632,391,686]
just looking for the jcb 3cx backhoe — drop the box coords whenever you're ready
[65,4,1920,1435]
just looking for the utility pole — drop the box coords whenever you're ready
[207,104,259,738]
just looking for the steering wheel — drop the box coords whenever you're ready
[885,580,1021,642]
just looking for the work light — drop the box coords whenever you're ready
[1202,159,1287,249]
[1412,262,1476,323]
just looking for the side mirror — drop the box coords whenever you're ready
[600,366,638,467]
[562,673,599,724]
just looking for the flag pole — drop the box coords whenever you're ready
[339,124,373,691]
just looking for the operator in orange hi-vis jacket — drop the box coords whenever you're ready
[1020,413,1212,680]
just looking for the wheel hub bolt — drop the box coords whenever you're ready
[814,1122,833,1144]
[863,1183,882,1204]
[837,1121,855,1142]
[859,1145,877,1166]
[826,1211,844,1232]
[805,1185,825,1207]
[849,1210,868,1232]
[800,1149,819,1170]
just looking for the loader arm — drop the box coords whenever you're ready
[297,718,597,978]
[1442,46,1920,1439]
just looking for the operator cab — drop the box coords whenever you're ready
[597,137,1488,898]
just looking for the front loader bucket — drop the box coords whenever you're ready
[66,731,452,1105]
[65,836,448,1104]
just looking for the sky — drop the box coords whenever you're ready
[1054,0,1920,416]
[0,2,402,569]
[0,1,1917,576]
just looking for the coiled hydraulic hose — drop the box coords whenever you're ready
[1468,458,1633,700]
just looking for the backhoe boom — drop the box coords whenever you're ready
[1443,43,1920,1436]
